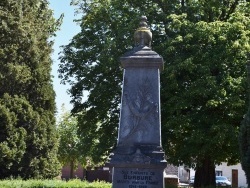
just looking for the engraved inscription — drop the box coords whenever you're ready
[114,169,161,188]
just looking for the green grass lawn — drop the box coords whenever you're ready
[0,179,112,188]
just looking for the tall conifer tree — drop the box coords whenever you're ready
[0,0,61,178]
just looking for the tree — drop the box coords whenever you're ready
[239,58,250,187]
[0,0,61,179]
[161,12,249,187]
[59,0,250,186]
[57,105,85,178]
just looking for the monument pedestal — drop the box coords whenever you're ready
[107,17,167,188]
[113,167,165,188]
[109,145,166,188]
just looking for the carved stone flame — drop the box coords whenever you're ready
[134,16,152,47]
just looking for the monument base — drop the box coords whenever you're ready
[107,145,167,188]
[112,167,165,188]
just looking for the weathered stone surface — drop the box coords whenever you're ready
[118,68,161,146]
[121,46,164,71]
[109,146,166,167]
[107,16,167,188]
[133,16,152,47]
[112,168,164,188]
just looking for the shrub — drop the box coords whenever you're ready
[0,179,111,188]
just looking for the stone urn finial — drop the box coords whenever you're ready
[134,16,152,47]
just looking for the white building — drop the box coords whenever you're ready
[177,163,248,187]
[215,162,247,188]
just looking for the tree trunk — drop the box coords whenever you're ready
[194,157,216,188]
[247,171,250,188]
[70,160,74,179]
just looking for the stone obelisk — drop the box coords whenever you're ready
[108,16,167,188]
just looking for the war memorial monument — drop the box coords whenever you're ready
[108,16,167,188]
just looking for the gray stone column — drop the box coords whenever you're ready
[108,16,167,188]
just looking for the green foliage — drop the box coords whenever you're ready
[57,106,81,165]
[239,110,250,187]
[0,179,111,188]
[59,0,250,186]
[239,61,250,187]
[59,0,131,164]
[0,0,61,179]
[162,13,250,167]
[57,105,88,177]
[0,94,27,170]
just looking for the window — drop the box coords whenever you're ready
[216,171,222,176]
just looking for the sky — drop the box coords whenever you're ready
[49,0,81,117]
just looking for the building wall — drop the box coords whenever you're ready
[178,166,190,183]
[165,164,178,176]
[61,164,85,180]
[61,165,111,182]
[216,162,247,188]
[186,163,248,187]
